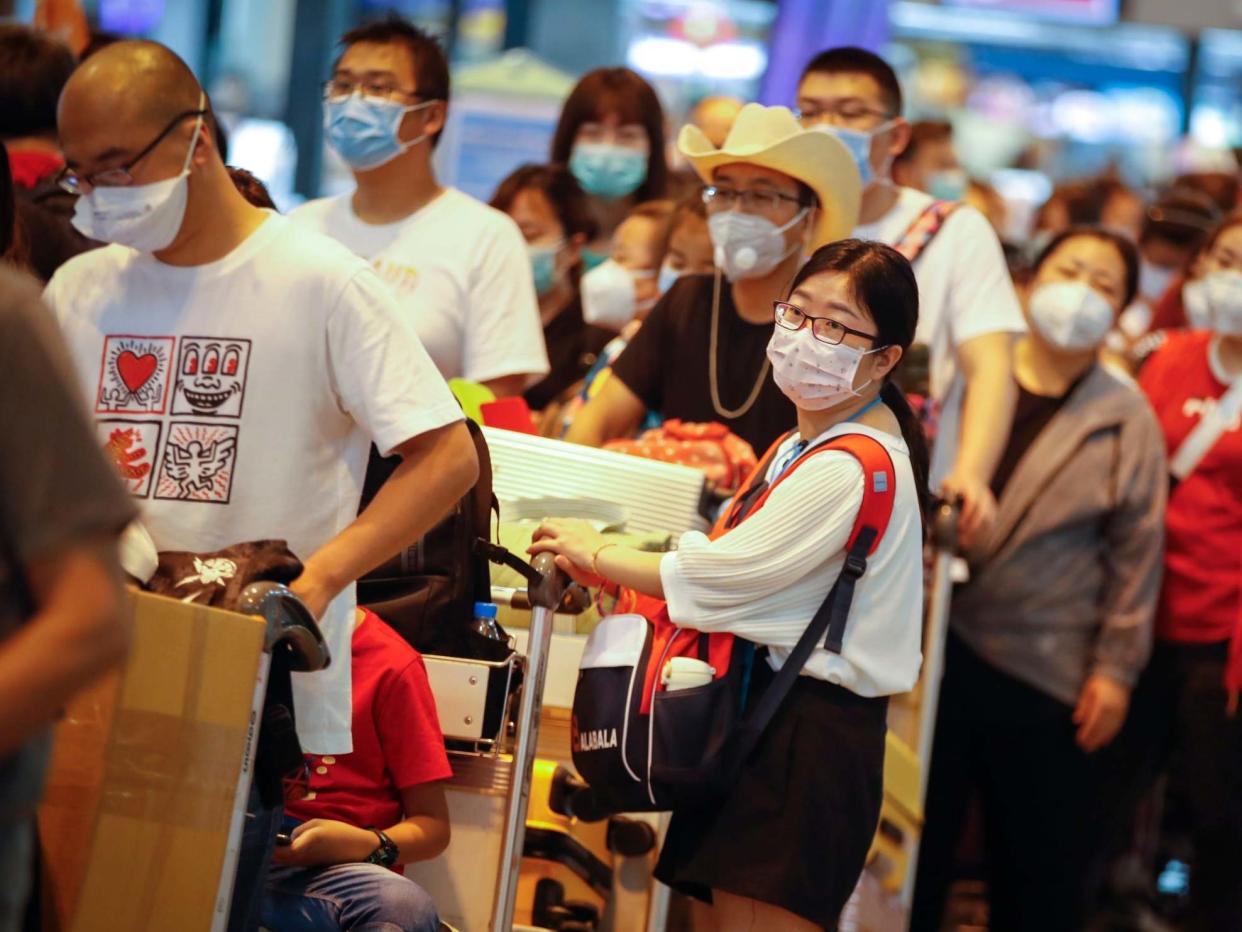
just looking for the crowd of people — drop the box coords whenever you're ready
[1,11,1239,932]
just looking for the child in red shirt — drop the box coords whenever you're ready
[261,609,452,932]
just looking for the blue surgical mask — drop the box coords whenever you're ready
[528,240,563,296]
[811,121,894,186]
[928,168,968,203]
[658,261,681,295]
[581,248,608,271]
[570,142,648,200]
[325,94,436,171]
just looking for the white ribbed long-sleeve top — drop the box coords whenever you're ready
[659,422,924,697]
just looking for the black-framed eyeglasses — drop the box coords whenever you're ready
[702,185,807,215]
[774,301,878,345]
[323,77,422,103]
[58,108,206,195]
[794,102,894,128]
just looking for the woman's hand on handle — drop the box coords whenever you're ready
[529,519,608,588]
[529,519,667,598]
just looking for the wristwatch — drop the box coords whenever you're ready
[365,828,399,867]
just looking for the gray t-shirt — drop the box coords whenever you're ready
[0,267,135,818]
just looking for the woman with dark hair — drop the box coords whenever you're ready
[911,227,1167,932]
[490,162,612,413]
[549,67,669,267]
[531,238,926,931]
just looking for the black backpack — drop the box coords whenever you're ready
[356,419,506,660]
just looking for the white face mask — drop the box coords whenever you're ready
[1200,269,1242,336]
[71,107,205,253]
[766,324,879,410]
[708,208,808,281]
[1028,281,1115,351]
[1183,278,1212,330]
[657,261,681,295]
[1138,260,1175,300]
[581,259,655,330]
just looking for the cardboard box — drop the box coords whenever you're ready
[38,590,266,932]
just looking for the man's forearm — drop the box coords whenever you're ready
[954,340,1018,484]
[0,544,130,756]
[298,422,479,605]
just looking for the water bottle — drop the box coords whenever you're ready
[470,601,506,644]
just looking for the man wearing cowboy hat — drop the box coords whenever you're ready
[566,103,860,456]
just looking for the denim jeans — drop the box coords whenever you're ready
[0,818,32,932]
[261,861,439,932]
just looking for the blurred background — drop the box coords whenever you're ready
[4,0,1240,228]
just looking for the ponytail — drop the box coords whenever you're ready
[880,379,930,533]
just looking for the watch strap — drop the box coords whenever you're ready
[365,828,399,866]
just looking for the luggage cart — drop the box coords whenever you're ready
[899,498,960,908]
[491,552,567,931]
[215,582,331,932]
[410,550,570,931]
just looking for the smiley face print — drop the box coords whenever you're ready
[171,337,251,418]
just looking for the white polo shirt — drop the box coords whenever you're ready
[854,187,1026,486]
[291,187,550,386]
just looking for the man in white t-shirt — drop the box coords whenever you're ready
[290,15,549,396]
[47,41,478,751]
[796,48,1024,545]
[48,41,479,928]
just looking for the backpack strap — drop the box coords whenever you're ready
[894,200,959,265]
[713,430,796,537]
[727,433,896,766]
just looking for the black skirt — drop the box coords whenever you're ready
[653,670,888,929]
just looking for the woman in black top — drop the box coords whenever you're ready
[490,163,613,415]
[911,228,1167,932]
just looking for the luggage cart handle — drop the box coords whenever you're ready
[476,540,572,612]
[931,496,960,552]
[239,581,330,672]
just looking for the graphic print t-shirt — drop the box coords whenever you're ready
[44,215,463,754]
[290,187,549,385]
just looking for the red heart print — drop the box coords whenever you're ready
[117,351,158,394]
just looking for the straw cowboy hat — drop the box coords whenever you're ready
[678,103,862,248]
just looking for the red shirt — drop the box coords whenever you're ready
[285,610,452,829]
[1139,332,1242,685]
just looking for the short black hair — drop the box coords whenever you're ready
[800,46,903,117]
[337,14,450,144]
[893,120,952,168]
[0,25,77,138]
[1141,186,1221,251]
[490,162,597,242]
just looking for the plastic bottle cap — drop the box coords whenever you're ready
[473,602,499,620]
